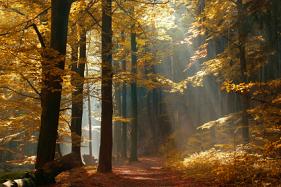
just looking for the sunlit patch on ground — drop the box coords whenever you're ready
[51,157,205,187]
[166,148,281,186]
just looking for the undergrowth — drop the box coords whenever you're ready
[166,147,281,186]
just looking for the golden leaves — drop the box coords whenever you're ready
[222,80,255,94]
[112,116,131,123]
[167,146,281,186]
[189,43,208,65]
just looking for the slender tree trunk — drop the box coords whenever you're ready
[152,87,159,147]
[147,91,153,134]
[114,86,122,160]
[113,121,118,159]
[121,32,127,159]
[70,31,86,159]
[56,144,62,158]
[98,0,113,173]
[150,64,160,148]
[113,86,118,159]
[263,0,281,79]
[36,0,72,169]
[121,83,127,159]
[144,63,157,152]
[86,63,93,157]
[238,0,250,144]
[113,53,122,160]
[130,29,138,162]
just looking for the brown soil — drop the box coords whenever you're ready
[48,157,207,187]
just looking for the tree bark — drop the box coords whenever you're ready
[3,153,82,186]
[238,0,250,144]
[97,0,113,173]
[86,63,93,157]
[36,0,72,169]
[113,86,122,160]
[70,31,86,158]
[121,81,127,159]
[130,30,138,162]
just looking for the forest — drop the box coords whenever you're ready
[0,0,281,186]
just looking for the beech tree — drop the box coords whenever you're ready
[70,30,86,158]
[237,0,250,143]
[98,0,113,173]
[36,0,72,169]
[130,18,138,162]
[121,43,128,159]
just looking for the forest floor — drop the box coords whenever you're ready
[48,157,207,187]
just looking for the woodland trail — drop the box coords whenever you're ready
[49,157,207,187]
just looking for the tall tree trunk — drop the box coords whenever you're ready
[70,31,86,160]
[114,86,122,160]
[130,29,138,162]
[36,0,72,169]
[263,0,281,79]
[121,32,127,159]
[121,81,127,159]
[152,87,160,147]
[98,0,113,173]
[238,0,250,144]
[144,65,157,150]
[86,63,93,157]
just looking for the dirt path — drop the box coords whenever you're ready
[51,157,206,187]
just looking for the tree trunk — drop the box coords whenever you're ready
[152,88,159,146]
[238,0,250,144]
[121,80,127,159]
[114,86,122,160]
[36,0,72,169]
[4,153,82,186]
[86,63,93,157]
[70,31,86,159]
[97,0,113,173]
[130,30,138,162]
[121,32,127,159]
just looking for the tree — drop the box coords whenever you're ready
[237,0,250,143]
[70,30,86,159]
[130,18,138,162]
[181,0,269,144]
[36,0,72,169]
[98,0,113,173]
[121,41,128,159]
[113,83,122,160]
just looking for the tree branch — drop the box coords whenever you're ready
[19,73,41,97]
[87,10,102,28]
[60,107,71,112]
[0,7,50,37]
[0,86,40,100]
[30,24,46,48]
